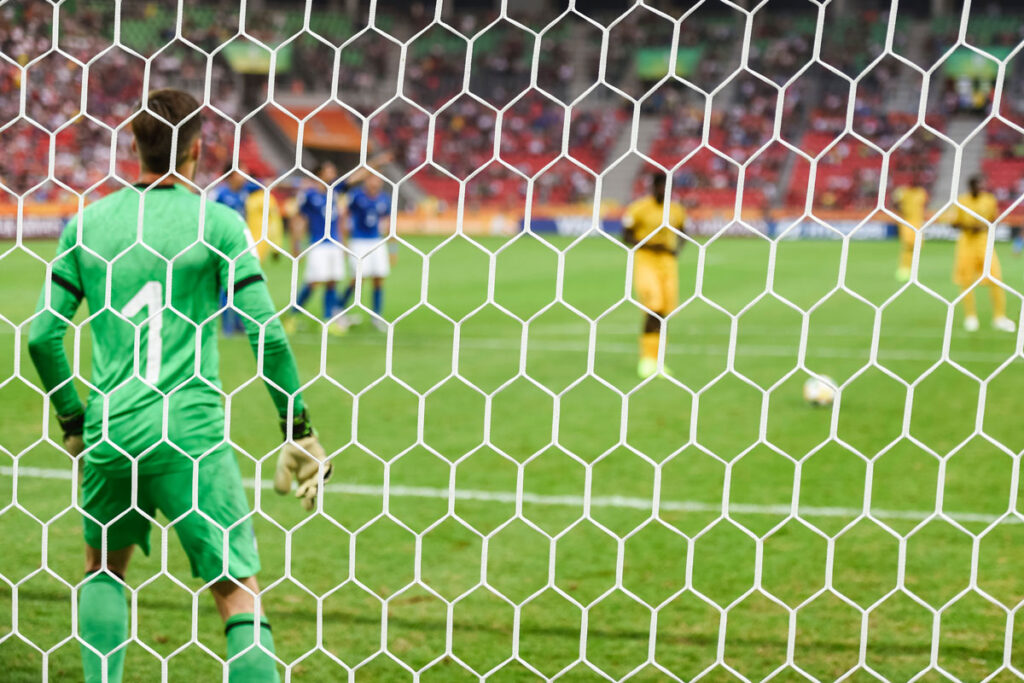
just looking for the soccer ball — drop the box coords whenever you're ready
[802,376,836,407]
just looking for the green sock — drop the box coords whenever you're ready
[78,572,128,683]
[225,613,279,683]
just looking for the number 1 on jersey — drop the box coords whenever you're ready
[121,281,163,383]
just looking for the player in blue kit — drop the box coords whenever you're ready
[337,173,393,332]
[212,164,260,214]
[212,166,261,335]
[284,161,349,334]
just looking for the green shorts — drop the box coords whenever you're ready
[81,449,260,582]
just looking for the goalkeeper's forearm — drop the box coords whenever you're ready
[233,277,306,419]
[27,281,85,419]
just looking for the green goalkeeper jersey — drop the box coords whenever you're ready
[28,184,305,475]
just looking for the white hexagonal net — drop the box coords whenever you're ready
[4,0,1024,681]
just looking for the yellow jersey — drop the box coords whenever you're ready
[622,196,686,253]
[955,191,998,234]
[894,185,928,228]
[245,189,284,260]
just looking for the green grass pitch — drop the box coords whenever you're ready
[3,232,1024,681]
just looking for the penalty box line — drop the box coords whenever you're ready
[0,465,1015,526]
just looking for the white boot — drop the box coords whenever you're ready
[993,317,1016,333]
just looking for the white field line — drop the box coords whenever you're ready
[291,334,1017,364]
[1,465,1015,525]
[0,320,998,344]
[5,328,1013,363]
[3,325,1016,363]
[532,322,985,342]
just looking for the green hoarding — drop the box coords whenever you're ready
[635,46,704,80]
[222,42,293,74]
[941,46,1013,80]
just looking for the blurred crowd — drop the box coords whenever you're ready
[0,1,258,201]
[798,77,944,212]
[639,76,805,210]
[2,1,1022,214]
[370,89,626,208]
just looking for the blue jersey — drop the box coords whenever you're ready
[299,184,349,244]
[212,181,259,216]
[347,187,391,240]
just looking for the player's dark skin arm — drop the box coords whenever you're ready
[956,184,990,234]
[289,214,307,257]
[953,217,984,235]
[621,224,684,256]
[622,225,637,248]
[622,226,675,253]
[673,220,686,255]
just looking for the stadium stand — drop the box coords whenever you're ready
[638,79,800,210]
[985,120,1024,214]
[986,47,1024,216]
[1,1,286,202]
[370,89,626,208]
[0,2,1016,216]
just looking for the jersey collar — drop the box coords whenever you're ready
[133,182,180,190]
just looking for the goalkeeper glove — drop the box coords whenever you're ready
[274,409,332,511]
[57,411,85,457]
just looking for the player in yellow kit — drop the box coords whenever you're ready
[622,172,686,379]
[245,185,284,262]
[953,175,1015,333]
[892,177,928,282]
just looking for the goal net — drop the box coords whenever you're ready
[3,0,1024,680]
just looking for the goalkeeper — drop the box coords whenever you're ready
[27,89,330,683]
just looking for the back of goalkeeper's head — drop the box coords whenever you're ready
[650,171,668,204]
[131,89,202,176]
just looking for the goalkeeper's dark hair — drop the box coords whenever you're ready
[131,89,202,174]
[650,171,668,202]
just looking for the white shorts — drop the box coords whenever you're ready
[349,237,390,278]
[303,243,346,284]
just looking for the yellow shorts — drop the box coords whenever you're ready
[954,237,1002,287]
[635,250,678,315]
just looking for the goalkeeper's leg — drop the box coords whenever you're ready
[80,546,133,683]
[79,462,153,683]
[211,578,280,683]
[155,453,279,681]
